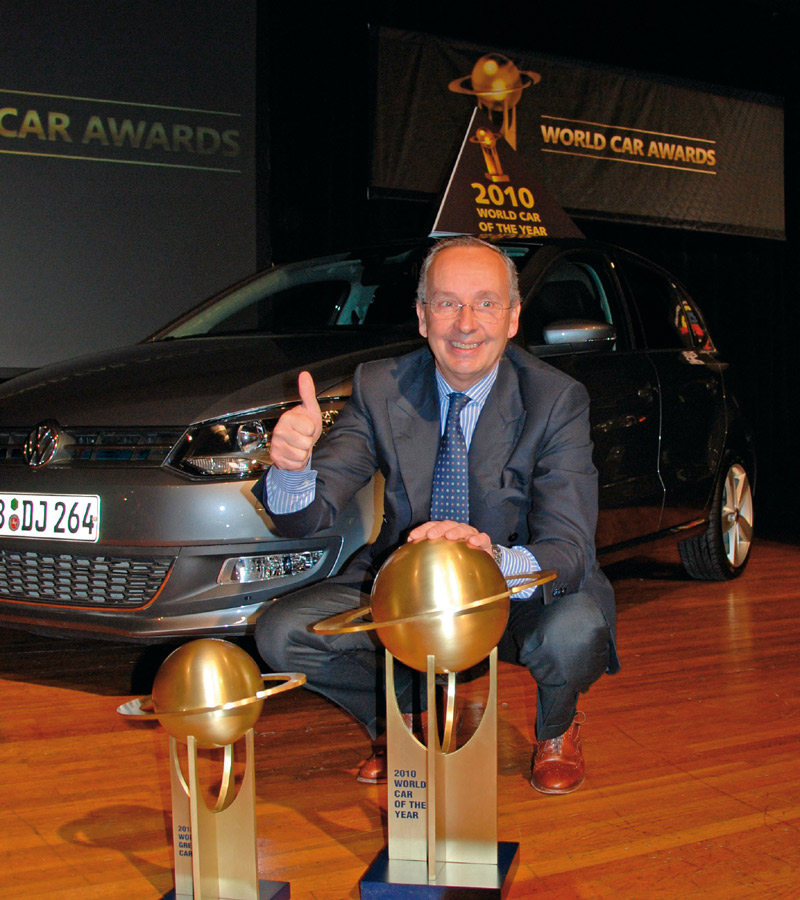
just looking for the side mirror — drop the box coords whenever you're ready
[543,319,616,351]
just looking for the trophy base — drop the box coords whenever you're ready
[162,880,290,900]
[360,842,519,899]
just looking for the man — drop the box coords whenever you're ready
[253,236,618,794]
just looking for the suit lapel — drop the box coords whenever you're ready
[468,356,526,506]
[389,356,441,522]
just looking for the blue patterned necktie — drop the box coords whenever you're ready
[430,392,470,523]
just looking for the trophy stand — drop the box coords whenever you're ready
[360,648,518,899]
[117,639,305,900]
[312,539,556,900]
[166,731,289,900]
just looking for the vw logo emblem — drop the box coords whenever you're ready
[24,421,62,468]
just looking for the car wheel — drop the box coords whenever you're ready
[678,459,754,580]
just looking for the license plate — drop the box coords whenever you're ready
[0,492,101,543]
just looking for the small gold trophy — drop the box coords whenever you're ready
[315,538,555,898]
[118,639,305,900]
[471,127,510,183]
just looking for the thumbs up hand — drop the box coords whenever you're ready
[269,371,324,471]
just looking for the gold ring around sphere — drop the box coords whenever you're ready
[313,539,556,673]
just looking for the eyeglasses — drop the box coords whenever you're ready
[423,298,514,322]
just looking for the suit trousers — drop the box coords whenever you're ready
[254,576,612,742]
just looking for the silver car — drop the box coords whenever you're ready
[0,240,755,639]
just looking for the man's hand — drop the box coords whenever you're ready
[407,521,493,555]
[269,371,323,471]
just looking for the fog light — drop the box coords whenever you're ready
[217,550,326,585]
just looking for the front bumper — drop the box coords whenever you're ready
[0,534,344,640]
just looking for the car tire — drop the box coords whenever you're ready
[678,459,754,580]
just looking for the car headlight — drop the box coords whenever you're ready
[164,402,344,480]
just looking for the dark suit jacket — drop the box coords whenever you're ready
[254,343,618,671]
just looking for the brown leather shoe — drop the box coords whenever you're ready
[357,712,425,784]
[357,746,388,784]
[530,713,586,795]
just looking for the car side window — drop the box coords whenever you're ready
[360,276,419,325]
[522,257,622,349]
[616,258,697,351]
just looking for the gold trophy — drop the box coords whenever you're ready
[118,639,305,900]
[450,53,541,153]
[315,538,555,898]
[449,52,541,185]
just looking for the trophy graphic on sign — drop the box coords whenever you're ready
[314,538,556,898]
[118,639,305,900]
[450,53,541,183]
[433,52,582,240]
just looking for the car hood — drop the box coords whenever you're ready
[0,332,424,427]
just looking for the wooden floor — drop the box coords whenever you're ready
[2,536,800,900]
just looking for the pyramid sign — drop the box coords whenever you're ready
[432,108,584,240]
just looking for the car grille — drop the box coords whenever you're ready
[0,428,185,465]
[0,549,175,608]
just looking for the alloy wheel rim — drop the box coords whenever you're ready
[721,463,754,568]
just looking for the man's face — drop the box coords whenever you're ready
[416,244,520,391]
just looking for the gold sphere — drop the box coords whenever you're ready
[470,54,524,111]
[151,639,265,748]
[370,539,510,673]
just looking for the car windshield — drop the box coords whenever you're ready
[155,249,423,338]
[153,243,539,339]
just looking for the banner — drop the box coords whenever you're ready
[371,27,785,240]
[1,0,257,371]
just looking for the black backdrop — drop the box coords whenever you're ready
[261,0,797,539]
